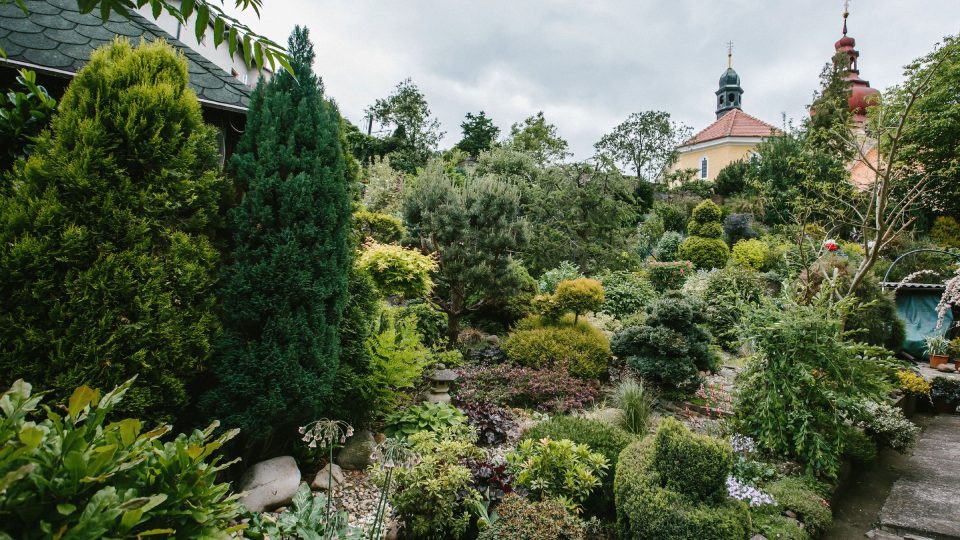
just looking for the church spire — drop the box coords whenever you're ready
[716,42,743,119]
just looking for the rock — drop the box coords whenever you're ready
[784,509,798,519]
[336,429,376,470]
[238,456,301,512]
[936,364,955,373]
[311,463,345,490]
[751,535,768,540]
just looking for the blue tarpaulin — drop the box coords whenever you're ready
[896,290,952,358]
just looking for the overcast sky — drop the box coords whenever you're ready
[231,1,959,159]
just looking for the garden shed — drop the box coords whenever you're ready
[882,282,952,358]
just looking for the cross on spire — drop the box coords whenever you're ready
[843,0,850,35]
[726,41,733,68]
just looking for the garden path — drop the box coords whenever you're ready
[876,413,960,539]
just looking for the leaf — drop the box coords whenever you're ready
[253,40,263,70]
[0,463,36,494]
[242,34,253,68]
[67,385,98,418]
[180,0,195,19]
[150,0,161,19]
[194,4,209,43]
[18,424,44,448]
[227,26,238,57]
[185,443,203,459]
[213,16,224,48]
[56,503,76,515]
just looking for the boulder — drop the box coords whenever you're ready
[310,463,345,491]
[936,363,955,373]
[238,456,301,512]
[336,429,376,470]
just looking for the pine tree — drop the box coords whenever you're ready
[201,27,351,449]
[0,39,226,421]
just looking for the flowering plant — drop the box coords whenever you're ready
[726,475,775,507]
[823,239,839,252]
[896,370,931,396]
[695,381,733,417]
[854,400,920,452]
[298,419,354,524]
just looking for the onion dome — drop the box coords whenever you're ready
[827,6,880,122]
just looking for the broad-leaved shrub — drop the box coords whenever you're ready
[507,438,609,512]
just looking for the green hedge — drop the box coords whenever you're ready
[614,419,750,540]
[523,415,634,518]
[678,236,730,270]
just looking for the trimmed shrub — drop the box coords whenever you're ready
[612,292,713,389]
[614,419,751,540]
[503,316,611,379]
[357,242,436,299]
[678,236,730,270]
[755,477,832,537]
[597,271,657,319]
[653,230,685,261]
[0,39,225,422]
[688,220,724,239]
[691,200,723,224]
[353,208,405,243]
[553,278,605,323]
[714,159,750,197]
[0,379,242,538]
[930,216,960,248]
[732,239,770,270]
[648,260,695,291]
[523,415,633,518]
[476,494,585,540]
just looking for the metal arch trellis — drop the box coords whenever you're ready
[881,248,960,287]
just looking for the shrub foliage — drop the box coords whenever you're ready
[503,316,611,378]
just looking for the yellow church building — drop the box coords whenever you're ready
[670,54,779,182]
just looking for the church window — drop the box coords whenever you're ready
[700,157,708,179]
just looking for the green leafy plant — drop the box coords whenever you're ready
[596,271,657,319]
[244,483,363,540]
[611,291,714,389]
[731,239,770,270]
[751,477,832,538]
[357,241,437,299]
[503,316,611,379]
[614,419,750,540]
[678,200,730,269]
[507,437,609,513]
[538,261,584,294]
[696,267,767,351]
[522,416,631,518]
[925,334,949,356]
[930,216,960,248]
[0,378,243,539]
[376,429,483,540]
[0,68,57,171]
[359,314,434,420]
[476,494,586,540]
[652,231,685,261]
[931,376,960,408]
[384,402,468,439]
[395,302,449,348]
[647,260,694,291]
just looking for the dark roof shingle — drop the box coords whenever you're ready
[0,0,251,110]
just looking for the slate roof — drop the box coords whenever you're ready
[682,109,779,147]
[0,0,250,111]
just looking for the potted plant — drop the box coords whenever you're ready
[925,335,950,368]
[930,377,960,414]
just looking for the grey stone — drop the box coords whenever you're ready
[238,456,301,512]
[336,430,376,470]
[310,463,345,491]
[936,363,955,373]
[750,535,768,540]
[784,509,798,519]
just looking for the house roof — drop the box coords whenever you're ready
[681,109,780,147]
[0,0,250,111]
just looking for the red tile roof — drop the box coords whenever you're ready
[681,109,780,147]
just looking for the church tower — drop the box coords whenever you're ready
[715,43,743,118]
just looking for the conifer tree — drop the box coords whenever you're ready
[201,27,351,448]
[0,39,226,421]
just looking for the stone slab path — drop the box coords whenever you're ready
[878,414,960,539]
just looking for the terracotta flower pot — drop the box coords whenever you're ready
[930,354,949,369]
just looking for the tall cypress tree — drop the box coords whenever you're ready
[0,39,226,421]
[201,27,351,450]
